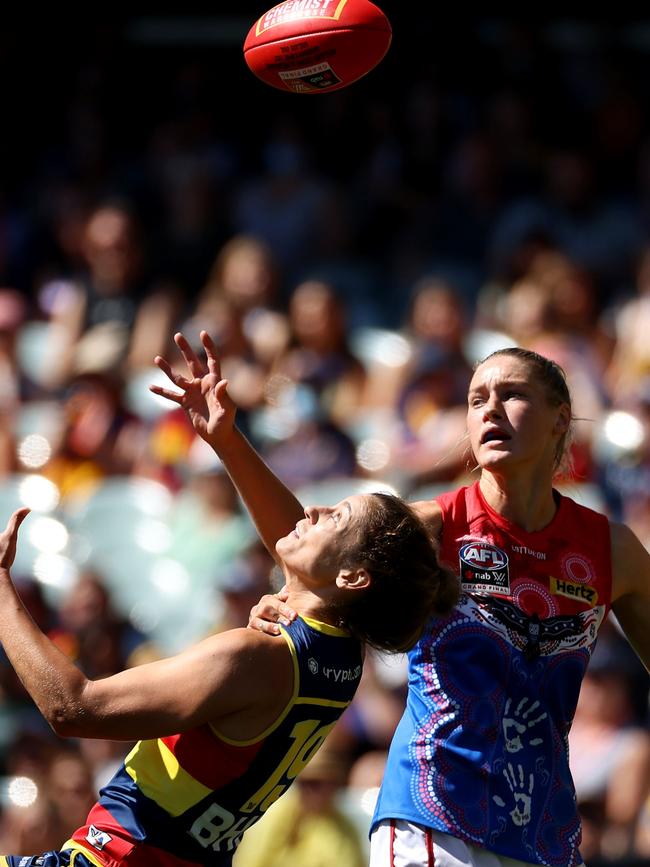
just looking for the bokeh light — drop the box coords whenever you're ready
[18,474,60,513]
[33,553,79,591]
[28,517,69,554]
[135,519,172,554]
[17,434,52,470]
[7,776,38,808]
[356,438,391,472]
[150,559,190,596]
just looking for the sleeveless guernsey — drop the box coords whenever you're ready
[66,615,362,867]
[373,482,612,867]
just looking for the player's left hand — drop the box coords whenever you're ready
[0,508,30,573]
[150,331,237,449]
[248,586,297,635]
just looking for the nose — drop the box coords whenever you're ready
[304,505,320,524]
[482,393,503,421]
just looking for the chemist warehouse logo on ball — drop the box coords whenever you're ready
[257,0,347,35]
[459,541,510,594]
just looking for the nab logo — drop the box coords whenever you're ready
[460,542,508,571]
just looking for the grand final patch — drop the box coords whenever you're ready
[459,541,510,595]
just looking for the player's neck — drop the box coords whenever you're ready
[284,586,341,628]
[479,470,558,533]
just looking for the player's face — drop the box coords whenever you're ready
[276,495,367,586]
[467,356,569,474]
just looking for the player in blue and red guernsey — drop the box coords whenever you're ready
[246,347,650,867]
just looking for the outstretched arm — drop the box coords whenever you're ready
[0,511,292,740]
[150,331,304,561]
[611,522,650,673]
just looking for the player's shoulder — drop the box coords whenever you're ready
[209,627,292,673]
[410,499,443,540]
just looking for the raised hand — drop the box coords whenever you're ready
[150,331,237,448]
[0,508,30,573]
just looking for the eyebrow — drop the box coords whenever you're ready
[468,379,531,395]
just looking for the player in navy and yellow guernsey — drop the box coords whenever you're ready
[68,615,363,867]
[241,346,650,867]
[0,332,458,867]
[1,615,362,867]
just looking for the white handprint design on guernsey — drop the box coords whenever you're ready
[502,697,548,753]
[493,763,535,827]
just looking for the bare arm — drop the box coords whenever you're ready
[0,511,292,740]
[151,331,304,560]
[216,428,304,562]
[611,521,650,673]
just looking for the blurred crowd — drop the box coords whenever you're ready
[0,16,649,867]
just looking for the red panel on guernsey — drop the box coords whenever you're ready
[72,805,201,867]
[436,482,613,615]
[161,726,263,790]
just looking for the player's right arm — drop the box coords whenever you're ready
[150,331,304,561]
[0,509,293,741]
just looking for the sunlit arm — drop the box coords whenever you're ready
[0,563,291,740]
[611,522,650,673]
[151,331,305,561]
[216,427,305,561]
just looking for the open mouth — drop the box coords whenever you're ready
[481,428,511,444]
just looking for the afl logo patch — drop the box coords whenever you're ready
[459,541,510,594]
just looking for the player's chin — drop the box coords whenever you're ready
[478,448,514,469]
[275,533,295,556]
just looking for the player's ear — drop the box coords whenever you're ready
[336,568,371,592]
[553,403,571,434]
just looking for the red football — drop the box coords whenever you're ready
[243,0,392,94]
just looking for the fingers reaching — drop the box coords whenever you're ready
[149,384,184,405]
[175,333,205,379]
[200,331,222,379]
[151,356,187,404]
[7,508,30,534]
[0,508,30,572]
[154,355,190,388]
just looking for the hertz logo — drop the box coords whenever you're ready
[550,576,598,605]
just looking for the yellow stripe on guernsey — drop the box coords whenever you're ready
[61,842,105,867]
[213,617,353,746]
[125,739,212,816]
[1,856,10,867]
[212,626,300,747]
[301,614,350,637]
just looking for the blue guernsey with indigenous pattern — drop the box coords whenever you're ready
[65,616,362,867]
[373,482,612,867]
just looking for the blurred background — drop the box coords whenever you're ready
[0,10,649,866]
